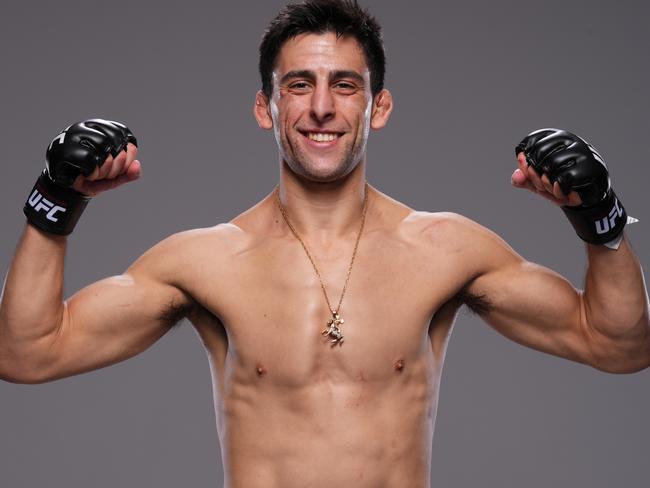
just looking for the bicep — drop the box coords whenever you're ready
[469,258,596,366]
[448,215,601,367]
[38,244,191,382]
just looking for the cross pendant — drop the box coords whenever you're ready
[321,310,345,347]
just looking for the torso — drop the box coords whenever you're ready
[170,186,483,488]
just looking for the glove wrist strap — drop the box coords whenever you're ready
[561,189,626,245]
[23,171,91,236]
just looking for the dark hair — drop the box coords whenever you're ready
[258,0,386,99]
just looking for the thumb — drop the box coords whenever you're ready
[511,168,528,187]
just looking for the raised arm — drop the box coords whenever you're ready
[0,119,191,384]
[464,227,649,373]
[0,226,191,384]
[465,129,650,373]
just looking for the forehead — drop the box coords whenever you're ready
[274,32,369,76]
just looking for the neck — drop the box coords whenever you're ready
[276,161,369,239]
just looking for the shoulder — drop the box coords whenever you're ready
[402,210,522,275]
[141,222,246,257]
[401,211,525,314]
[127,223,249,281]
[401,210,490,242]
[368,187,523,273]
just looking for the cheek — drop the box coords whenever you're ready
[343,96,372,123]
[273,98,308,131]
[350,102,372,136]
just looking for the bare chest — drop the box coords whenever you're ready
[184,231,467,387]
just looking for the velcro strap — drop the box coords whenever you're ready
[23,171,91,236]
[561,189,627,245]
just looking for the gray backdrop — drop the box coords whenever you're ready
[1,0,648,486]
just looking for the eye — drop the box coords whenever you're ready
[333,82,358,94]
[288,81,311,91]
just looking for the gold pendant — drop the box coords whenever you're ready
[321,310,345,347]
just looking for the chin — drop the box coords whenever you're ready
[288,159,358,184]
[280,135,365,183]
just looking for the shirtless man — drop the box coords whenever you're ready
[1,0,649,486]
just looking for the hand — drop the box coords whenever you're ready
[72,142,141,196]
[44,118,141,197]
[511,152,583,207]
[511,128,627,245]
[24,119,141,235]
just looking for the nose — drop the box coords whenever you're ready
[310,83,335,123]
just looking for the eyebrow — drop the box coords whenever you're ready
[279,69,366,86]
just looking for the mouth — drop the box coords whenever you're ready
[298,130,344,146]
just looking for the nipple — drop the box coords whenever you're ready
[393,359,405,372]
[256,363,267,377]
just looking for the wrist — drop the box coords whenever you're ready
[561,189,626,246]
[23,171,92,236]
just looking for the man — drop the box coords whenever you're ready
[1,0,648,486]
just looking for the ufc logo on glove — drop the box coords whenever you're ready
[26,189,67,222]
[595,199,625,235]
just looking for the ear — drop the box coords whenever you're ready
[370,89,394,130]
[254,90,274,130]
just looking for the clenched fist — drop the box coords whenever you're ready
[512,128,627,245]
[24,119,141,235]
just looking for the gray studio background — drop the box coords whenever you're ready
[1,0,648,486]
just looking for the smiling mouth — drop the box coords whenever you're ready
[300,131,343,143]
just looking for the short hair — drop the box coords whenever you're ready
[258,0,386,99]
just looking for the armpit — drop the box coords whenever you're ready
[158,294,197,329]
[452,288,493,316]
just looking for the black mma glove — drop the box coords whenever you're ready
[24,119,137,235]
[515,128,627,246]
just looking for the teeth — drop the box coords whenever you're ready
[307,132,338,142]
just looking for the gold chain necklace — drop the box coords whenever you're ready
[274,182,369,347]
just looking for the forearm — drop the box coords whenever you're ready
[583,235,650,352]
[0,224,67,357]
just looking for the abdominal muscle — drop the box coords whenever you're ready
[212,348,440,488]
